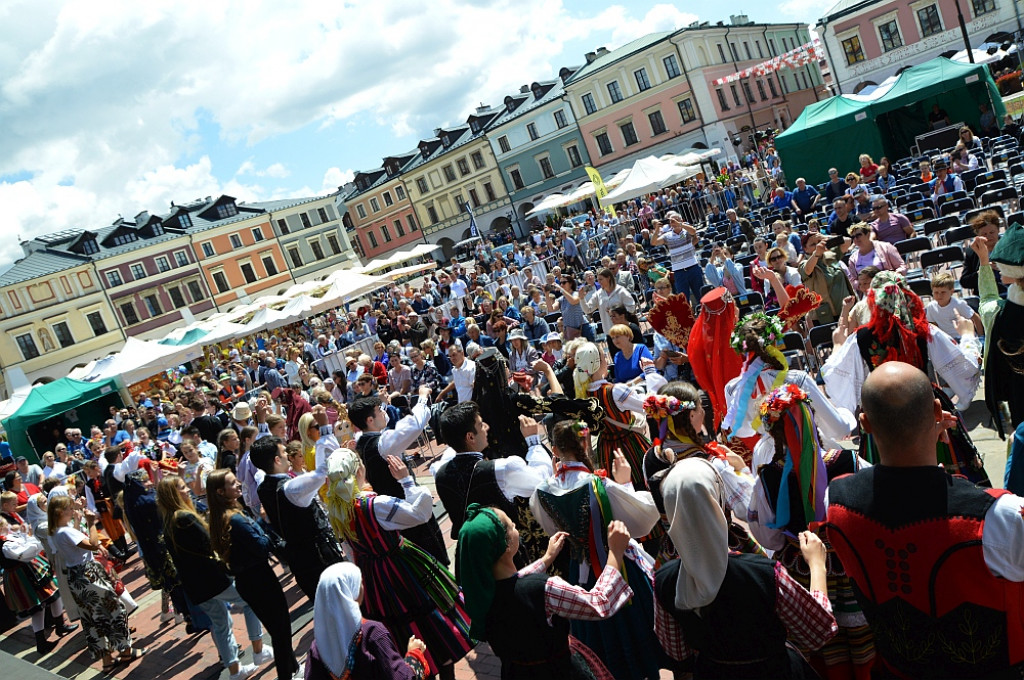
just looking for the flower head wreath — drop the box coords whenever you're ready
[729,311,785,355]
[643,393,697,451]
[758,383,809,429]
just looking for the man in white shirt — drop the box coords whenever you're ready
[436,343,476,404]
[347,386,449,564]
[432,404,552,564]
[581,267,636,338]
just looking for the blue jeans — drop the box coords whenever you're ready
[197,583,263,669]
[673,265,705,306]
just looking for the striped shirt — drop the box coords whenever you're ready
[662,229,699,271]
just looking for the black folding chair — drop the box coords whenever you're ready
[808,323,838,370]
[921,245,965,277]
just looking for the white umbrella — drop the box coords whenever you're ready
[601,156,700,204]
[526,193,568,215]
[312,272,390,314]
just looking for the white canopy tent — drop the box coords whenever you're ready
[239,307,292,336]
[601,156,702,204]
[69,337,204,385]
[312,271,391,314]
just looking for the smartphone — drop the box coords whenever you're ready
[825,235,845,249]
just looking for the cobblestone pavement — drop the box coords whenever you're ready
[0,384,1008,679]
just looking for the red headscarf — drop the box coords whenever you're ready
[687,288,742,429]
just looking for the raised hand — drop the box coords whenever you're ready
[518,414,540,438]
[611,448,631,485]
[387,455,410,480]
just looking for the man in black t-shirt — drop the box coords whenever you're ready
[190,397,226,444]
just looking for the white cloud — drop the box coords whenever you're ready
[321,167,356,193]
[0,1,707,268]
[777,0,825,23]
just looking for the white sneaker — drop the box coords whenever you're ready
[174,613,184,625]
[253,646,274,665]
[291,662,305,680]
[228,663,258,680]
[160,610,175,623]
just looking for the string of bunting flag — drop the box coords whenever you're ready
[712,38,824,86]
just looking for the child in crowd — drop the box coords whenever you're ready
[926,272,983,340]
[775,231,798,265]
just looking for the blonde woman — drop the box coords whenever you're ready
[324,448,472,679]
[574,342,665,488]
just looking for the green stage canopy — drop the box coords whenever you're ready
[2,377,124,463]
[776,57,1005,184]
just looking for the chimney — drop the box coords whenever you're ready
[433,128,443,138]
[730,14,750,25]
[520,84,530,93]
[595,46,609,56]
[475,104,490,114]
[585,51,597,63]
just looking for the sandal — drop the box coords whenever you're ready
[101,658,120,673]
[118,647,147,663]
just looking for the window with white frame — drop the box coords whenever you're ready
[395,185,406,200]
[538,156,555,179]
[877,17,903,52]
[915,3,943,37]
[369,197,381,212]
[356,204,367,219]
[664,54,681,79]
[175,251,189,267]
[607,81,623,103]
[106,270,124,287]
[230,234,243,249]
[130,263,147,280]
[581,93,597,115]
[554,110,568,128]
[252,227,264,242]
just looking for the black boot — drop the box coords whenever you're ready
[52,614,79,637]
[35,630,57,656]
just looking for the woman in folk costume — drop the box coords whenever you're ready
[969,230,1024,489]
[529,419,669,680]
[686,287,743,431]
[748,385,875,680]
[457,504,625,680]
[653,458,838,678]
[723,310,857,471]
[0,513,74,656]
[305,562,431,680]
[574,341,665,489]
[822,271,988,483]
[641,384,761,565]
[324,448,472,679]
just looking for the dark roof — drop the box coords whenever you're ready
[489,76,574,129]
[0,250,89,287]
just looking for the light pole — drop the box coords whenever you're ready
[954,0,975,62]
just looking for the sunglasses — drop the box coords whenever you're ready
[769,255,786,262]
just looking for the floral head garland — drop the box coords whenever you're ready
[729,312,784,355]
[571,420,590,441]
[758,383,809,429]
[643,393,697,450]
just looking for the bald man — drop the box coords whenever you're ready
[825,362,1024,678]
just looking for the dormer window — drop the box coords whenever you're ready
[470,120,480,133]
[150,222,164,236]
[81,239,99,255]
[216,203,238,219]
[112,233,137,246]
[441,134,450,147]
[179,213,192,228]
[386,163,397,177]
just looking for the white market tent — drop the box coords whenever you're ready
[601,156,702,204]
[312,271,392,314]
[69,337,204,385]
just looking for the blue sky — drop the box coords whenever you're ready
[0,1,820,269]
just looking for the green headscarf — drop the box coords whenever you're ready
[457,504,507,641]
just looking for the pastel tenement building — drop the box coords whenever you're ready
[345,150,425,260]
[562,17,823,176]
[249,194,358,284]
[817,0,1022,94]
[0,192,357,395]
[486,71,594,231]
[403,106,513,256]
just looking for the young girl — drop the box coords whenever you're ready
[48,496,138,670]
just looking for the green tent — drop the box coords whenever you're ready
[773,96,883,184]
[777,57,1005,183]
[2,377,124,463]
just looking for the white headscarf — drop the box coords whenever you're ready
[314,561,363,676]
[573,342,602,398]
[24,492,48,536]
[662,458,729,610]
